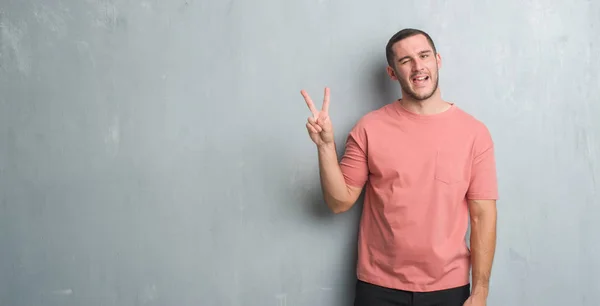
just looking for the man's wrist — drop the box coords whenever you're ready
[317,142,336,153]
[471,285,489,298]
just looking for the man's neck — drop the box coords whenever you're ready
[398,92,451,115]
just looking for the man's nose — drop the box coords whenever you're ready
[412,59,424,71]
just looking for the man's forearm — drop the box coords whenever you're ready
[469,202,497,297]
[317,143,355,213]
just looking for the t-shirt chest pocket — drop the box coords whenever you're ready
[434,150,467,184]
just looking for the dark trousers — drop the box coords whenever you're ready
[354,280,470,306]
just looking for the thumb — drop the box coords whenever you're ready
[318,116,332,130]
[317,114,330,125]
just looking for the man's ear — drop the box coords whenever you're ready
[386,66,398,81]
[436,53,442,69]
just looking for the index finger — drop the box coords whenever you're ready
[322,87,330,113]
[301,90,318,117]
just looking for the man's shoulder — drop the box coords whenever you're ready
[452,105,491,132]
[451,106,494,145]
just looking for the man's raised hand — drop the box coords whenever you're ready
[301,87,334,147]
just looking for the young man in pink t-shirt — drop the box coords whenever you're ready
[301,28,498,306]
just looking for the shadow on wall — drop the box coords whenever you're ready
[370,59,400,108]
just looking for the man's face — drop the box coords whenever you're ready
[387,34,441,101]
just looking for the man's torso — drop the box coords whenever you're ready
[340,101,496,292]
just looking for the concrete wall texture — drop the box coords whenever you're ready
[1,0,599,305]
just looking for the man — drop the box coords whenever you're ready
[301,28,498,306]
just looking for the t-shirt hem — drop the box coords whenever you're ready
[346,181,365,189]
[356,272,470,293]
[466,193,498,200]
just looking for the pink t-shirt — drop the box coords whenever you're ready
[340,100,498,292]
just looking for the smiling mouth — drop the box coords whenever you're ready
[412,75,430,86]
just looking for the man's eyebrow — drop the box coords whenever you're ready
[397,50,433,62]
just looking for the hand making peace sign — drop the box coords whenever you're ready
[301,87,334,147]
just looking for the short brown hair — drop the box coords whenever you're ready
[385,28,437,67]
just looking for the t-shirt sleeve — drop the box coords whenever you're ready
[467,124,499,200]
[339,123,369,189]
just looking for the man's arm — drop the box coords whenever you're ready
[468,199,497,299]
[317,143,363,213]
[301,87,366,214]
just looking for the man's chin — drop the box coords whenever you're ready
[406,89,434,101]
[399,82,437,101]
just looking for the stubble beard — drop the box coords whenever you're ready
[398,69,439,101]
